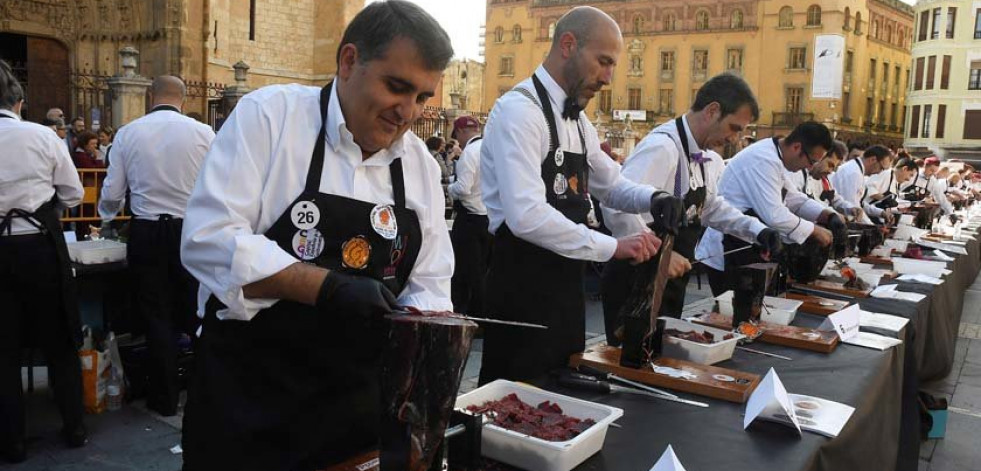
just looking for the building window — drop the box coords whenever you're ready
[975,9,981,39]
[922,105,932,138]
[941,56,951,90]
[629,55,643,74]
[882,63,889,94]
[693,49,709,75]
[663,13,677,32]
[731,10,744,29]
[932,8,941,39]
[789,47,806,70]
[696,10,710,30]
[866,97,874,124]
[633,15,644,34]
[970,61,981,89]
[926,55,937,89]
[895,65,902,94]
[659,88,674,114]
[845,50,854,73]
[964,110,981,139]
[891,103,898,126]
[786,87,803,113]
[870,59,877,89]
[628,88,642,110]
[249,0,256,41]
[878,100,886,124]
[512,25,522,42]
[855,12,862,34]
[499,56,513,76]
[842,91,851,119]
[885,24,893,43]
[871,20,879,39]
[844,7,851,29]
[937,104,946,138]
[806,5,821,26]
[914,57,925,90]
[599,90,612,113]
[947,8,957,39]
[495,26,504,43]
[910,105,920,138]
[661,51,675,72]
[727,48,744,72]
[919,10,930,41]
[548,22,556,39]
[779,7,794,28]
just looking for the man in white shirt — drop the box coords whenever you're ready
[900,157,935,201]
[786,140,861,218]
[600,74,781,342]
[98,76,215,417]
[0,61,87,463]
[696,122,840,295]
[447,115,489,315]
[478,7,682,384]
[830,145,895,225]
[179,2,456,468]
[865,156,917,218]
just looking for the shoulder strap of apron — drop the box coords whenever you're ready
[529,75,586,155]
[304,82,408,209]
[800,169,810,194]
[673,116,706,198]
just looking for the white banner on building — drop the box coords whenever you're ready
[811,34,845,99]
[613,110,646,122]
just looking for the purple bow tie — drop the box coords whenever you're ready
[690,151,711,164]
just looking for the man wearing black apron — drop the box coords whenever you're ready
[447,116,489,315]
[97,76,215,417]
[697,122,840,295]
[601,74,781,342]
[179,3,455,469]
[478,7,682,385]
[0,61,87,463]
[785,140,863,218]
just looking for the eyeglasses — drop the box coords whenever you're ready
[801,148,822,166]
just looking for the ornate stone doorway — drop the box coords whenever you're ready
[0,33,70,123]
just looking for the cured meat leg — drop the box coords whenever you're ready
[379,313,477,471]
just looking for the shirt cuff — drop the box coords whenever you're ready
[786,219,815,245]
[397,293,454,312]
[218,234,299,321]
[595,232,619,262]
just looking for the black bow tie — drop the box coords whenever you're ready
[562,97,582,121]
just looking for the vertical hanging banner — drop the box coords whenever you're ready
[811,34,845,99]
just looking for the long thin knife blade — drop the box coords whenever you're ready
[691,245,755,266]
[736,346,793,361]
[611,385,710,408]
[607,373,678,399]
[447,314,548,330]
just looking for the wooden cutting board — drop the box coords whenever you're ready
[689,312,839,354]
[860,255,894,267]
[321,452,378,471]
[791,279,872,298]
[569,344,760,403]
[784,292,851,317]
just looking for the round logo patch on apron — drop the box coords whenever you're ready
[554,149,565,166]
[341,236,372,270]
[291,228,325,261]
[553,173,568,195]
[370,205,398,240]
[289,201,320,230]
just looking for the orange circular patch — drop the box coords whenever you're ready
[341,236,371,270]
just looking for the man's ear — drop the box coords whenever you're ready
[559,32,578,59]
[337,44,359,80]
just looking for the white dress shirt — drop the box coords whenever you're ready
[481,66,655,262]
[601,116,765,245]
[447,136,486,215]
[861,168,898,218]
[180,83,453,321]
[785,169,858,215]
[830,158,876,222]
[694,138,826,270]
[929,177,955,215]
[99,107,216,221]
[0,109,83,234]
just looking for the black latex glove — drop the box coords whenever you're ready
[819,189,836,203]
[649,191,683,236]
[826,212,848,244]
[950,214,960,225]
[315,271,397,326]
[755,228,783,259]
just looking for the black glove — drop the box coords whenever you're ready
[649,191,683,236]
[950,214,960,225]
[316,271,397,326]
[826,212,848,244]
[755,228,783,258]
[819,189,836,204]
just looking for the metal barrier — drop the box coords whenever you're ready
[61,169,130,223]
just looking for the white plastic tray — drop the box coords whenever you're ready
[454,380,623,471]
[660,317,744,365]
[715,291,802,326]
[67,240,126,264]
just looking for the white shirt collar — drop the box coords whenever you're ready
[326,81,405,165]
[466,135,481,147]
[680,114,703,155]
[533,65,568,115]
[0,109,21,120]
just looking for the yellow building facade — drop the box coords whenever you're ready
[905,0,981,159]
[483,0,913,154]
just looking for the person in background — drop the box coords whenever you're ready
[45,107,64,121]
[99,76,215,417]
[830,144,894,225]
[66,116,85,152]
[786,140,862,219]
[0,60,87,464]
[96,126,113,164]
[425,135,452,213]
[72,131,103,168]
[847,141,865,161]
[444,137,461,177]
[447,115,489,315]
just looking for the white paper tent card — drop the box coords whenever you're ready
[745,368,801,435]
[859,310,910,337]
[649,445,687,471]
[818,304,861,341]
[870,284,927,303]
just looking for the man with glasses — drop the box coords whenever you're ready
[696,121,844,295]
[831,145,895,225]
[786,140,863,219]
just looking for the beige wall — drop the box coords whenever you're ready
[441,59,487,112]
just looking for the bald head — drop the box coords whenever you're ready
[550,7,620,52]
[150,75,186,108]
[544,6,621,110]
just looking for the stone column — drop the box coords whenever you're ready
[222,61,252,115]
[107,47,152,128]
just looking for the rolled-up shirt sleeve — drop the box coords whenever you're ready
[483,97,619,262]
[932,180,955,215]
[180,96,298,321]
[584,120,655,216]
[743,161,814,244]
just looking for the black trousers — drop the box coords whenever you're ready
[0,234,84,445]
[450,210,491,315]
[128,218,199,414]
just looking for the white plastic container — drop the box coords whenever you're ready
[660,317,744,365]
[714,291,803,326]
[454,380,623,471]
[67,240,127,264]
[892,257,949,278]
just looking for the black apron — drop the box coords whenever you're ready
[181,83,423,471]
[902,171,928,201]
[479,75,592,385]
[0,198,82,347]
[602,117,706,343]
[450,136,492,315]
